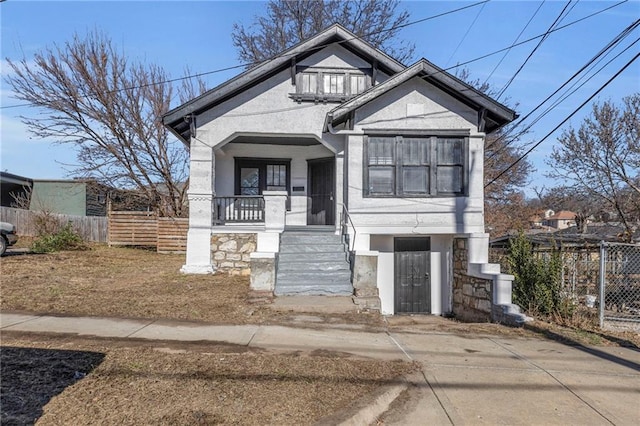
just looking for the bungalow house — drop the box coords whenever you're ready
[543,210,577,230]
[164,24,524,323]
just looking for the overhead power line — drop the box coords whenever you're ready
[0,0,628,111]
[0,0,490,111]
[445,0,489,68]
[496,0,573,98]
[483,0,546,85]
[484,51,639,189]
[486,18,640,161]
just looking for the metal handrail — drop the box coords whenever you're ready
[341,204,356,252]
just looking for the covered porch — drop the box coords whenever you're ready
[211,134,342,229]
[181,132,345,275]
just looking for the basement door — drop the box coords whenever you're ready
[307,158,335,225]
[394,237,431,314]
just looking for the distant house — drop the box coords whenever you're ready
[543,210,576,230]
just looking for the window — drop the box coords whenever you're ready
[293,68,370,101]
[350,74,367,95]
[299,72,317,94]
[235,158,291,196]
[364,136,467,197]
[266,164,287,191]
[323,73,344,95]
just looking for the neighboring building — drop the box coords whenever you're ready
[543,210,577,230]
[163,24,521,321]
[0,172,109,216]
[29,180,109,216]
[0,172,32,207]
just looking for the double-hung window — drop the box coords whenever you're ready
[364,135,467,197]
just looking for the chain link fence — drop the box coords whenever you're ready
[490,240,640,331]
[599,242,640,330]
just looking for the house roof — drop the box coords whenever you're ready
[0,171,33,186]
[490,223,640,247]
[163,24,406,144]
[546,210,576,221]
[326,59,517,133]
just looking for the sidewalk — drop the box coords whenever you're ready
[2,312,639,425]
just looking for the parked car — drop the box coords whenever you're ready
[0,221,18,256]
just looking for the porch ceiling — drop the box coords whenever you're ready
[231,135,320,146]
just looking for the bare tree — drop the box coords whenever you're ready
[455,69,534,236]
[232,0,415,65]
[547,94,640,240]
[4,31,205,217]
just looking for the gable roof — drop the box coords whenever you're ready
[327,59,517,133]
[546,210,577,221]
[163,24,406,144]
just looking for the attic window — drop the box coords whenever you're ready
[300,73,317,94]
[292,67,371,102]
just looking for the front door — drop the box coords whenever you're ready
[307,158,335,225]
[394,237,431,313]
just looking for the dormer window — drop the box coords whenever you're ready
[292,67,370,102]
[299,72,317,94]
[323,73,344,95]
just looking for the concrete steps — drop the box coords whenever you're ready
[275,229,353,296]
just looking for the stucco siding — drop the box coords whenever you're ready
[344,134,485,235]
[354,77,479,131]
[298,44,378,69]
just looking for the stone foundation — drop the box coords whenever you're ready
[453,238,493,322]
[211,233,256,275]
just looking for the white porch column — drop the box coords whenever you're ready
[263,190,287,233]
[250,191,287,292]
[181,137,215,274]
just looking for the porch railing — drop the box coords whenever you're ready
[213,196,265,224]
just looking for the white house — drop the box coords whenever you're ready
[164,25,526,324]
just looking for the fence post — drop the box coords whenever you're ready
[599,241,606,328]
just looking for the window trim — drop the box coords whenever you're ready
[363,135,469,198]
[234,157,292,199]
[292,66,371,102]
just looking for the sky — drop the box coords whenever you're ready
[1,0,639,198]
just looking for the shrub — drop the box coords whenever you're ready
[31,223,87,253]
[506,232,574,318]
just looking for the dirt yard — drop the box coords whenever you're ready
[0,245,382,327]
[2,245,638,424]
[1,333,415,425]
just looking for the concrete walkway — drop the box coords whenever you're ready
[2,312,639,425]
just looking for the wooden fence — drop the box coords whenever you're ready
[0,207,188,252]
[108,211,158,247]
[0,206,108,242]
[157,217,189,253]
[108,211,188,253]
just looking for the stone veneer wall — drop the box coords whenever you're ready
[452,238,493,322]
[211,233,257,275]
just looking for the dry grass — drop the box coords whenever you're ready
[2,334,415,425]
[1,245,382,326]
[2,245,636,347]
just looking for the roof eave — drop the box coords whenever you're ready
[327,59,517,131]
[163,23,406,137]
